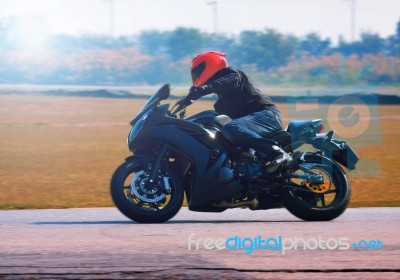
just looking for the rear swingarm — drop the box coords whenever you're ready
[284,167,324,184]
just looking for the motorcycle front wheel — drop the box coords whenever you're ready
[110,157,184,223]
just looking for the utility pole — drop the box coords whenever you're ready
[207,1,218,34]
[103,0,115,37]
[345,0,356,41]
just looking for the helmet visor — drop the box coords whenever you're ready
[191,62,206,84]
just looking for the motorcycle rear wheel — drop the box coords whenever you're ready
[110,157,184,223]
[280,154,351,221]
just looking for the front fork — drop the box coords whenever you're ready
[145,143,172,194]
[148,143,168,183]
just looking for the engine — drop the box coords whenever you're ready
[234,160,264,183]
[217,156,264,186]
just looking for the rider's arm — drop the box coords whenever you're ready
[209,72,241,95]
[186,68,242,101]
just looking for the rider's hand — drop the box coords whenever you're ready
[175,98,192,108]
[175,85,213,110]
[188,84,213,100]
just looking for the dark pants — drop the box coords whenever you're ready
[221,109,284,156]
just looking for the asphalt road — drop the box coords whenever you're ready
[0,207,399,279]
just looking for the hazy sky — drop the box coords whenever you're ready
[1,0,399,43]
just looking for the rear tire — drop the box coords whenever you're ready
[110,158,184,223]
[280,154,350,221]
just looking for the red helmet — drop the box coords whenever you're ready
[191,51,228,86]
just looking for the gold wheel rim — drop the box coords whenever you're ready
[304,168,332,194]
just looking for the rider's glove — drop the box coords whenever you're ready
[187,84,214,101]
[176,98,192,108]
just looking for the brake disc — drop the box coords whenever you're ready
[130,170,166,203]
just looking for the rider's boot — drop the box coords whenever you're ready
[263,145,293,173]
[251,138,292,173]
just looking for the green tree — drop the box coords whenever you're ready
[139,30,169,55]
[358,32,384,54]
[48,34,136,52]
[298,33,331,56]
[201,33,236,53]
[387,19,400,57]
[336,32,384,56]
[166,27,204,60]
[231,29,297,70]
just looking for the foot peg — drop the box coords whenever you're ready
[264,146,293,173]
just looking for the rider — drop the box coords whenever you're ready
[178,51,292,173]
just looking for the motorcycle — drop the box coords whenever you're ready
[110,84,359,223]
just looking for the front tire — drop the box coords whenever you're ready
[110,157,184,223]
[280,154,351,221]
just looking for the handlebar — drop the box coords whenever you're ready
[170,99,193,116]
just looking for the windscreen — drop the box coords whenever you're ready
[130,84,170,126]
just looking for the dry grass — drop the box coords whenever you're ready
[0,94,399,209]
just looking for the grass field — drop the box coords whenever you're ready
[0,93,399,209]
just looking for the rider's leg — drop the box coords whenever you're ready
[221,109,292,172]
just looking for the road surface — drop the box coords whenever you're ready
[0,207,399,279]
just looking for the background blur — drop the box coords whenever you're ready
[0,0,399,209]
[1,0,399,86]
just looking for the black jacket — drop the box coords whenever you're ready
[205,67,277,119]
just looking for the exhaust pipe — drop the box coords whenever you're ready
[213,198,259,210]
